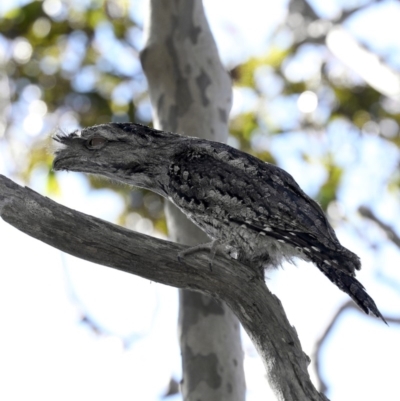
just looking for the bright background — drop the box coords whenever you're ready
[1,0,400,400]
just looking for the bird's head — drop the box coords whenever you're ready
[53,122,184,195]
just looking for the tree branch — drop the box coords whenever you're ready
[0,174,328,401]
[312,300,400,394]
[359,206,400,249]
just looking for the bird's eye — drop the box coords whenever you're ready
[87,137,107,149]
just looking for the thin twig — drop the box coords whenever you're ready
[359,206,400,249]
[312,300,400,394]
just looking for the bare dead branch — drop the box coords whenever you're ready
[0,174,328,401]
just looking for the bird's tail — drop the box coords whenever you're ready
[316,261,387,324]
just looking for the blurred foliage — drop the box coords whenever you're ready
[317,157,343,210]
[0,0,163,232]
[1,0,399,234]
[228,3,400,212]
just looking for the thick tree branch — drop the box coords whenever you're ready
[0,174,328,401]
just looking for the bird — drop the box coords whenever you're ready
[53,122,385,322]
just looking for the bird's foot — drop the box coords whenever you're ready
[178,240,224,271]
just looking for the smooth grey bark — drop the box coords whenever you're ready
[140,1,245,400]
[0,174,328,401]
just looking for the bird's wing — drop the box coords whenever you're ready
[168,141,381,318]
[169,143,338,246]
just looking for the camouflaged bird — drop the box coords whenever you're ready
[53,122,385,322]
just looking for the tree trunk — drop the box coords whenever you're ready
[140,1,246,400]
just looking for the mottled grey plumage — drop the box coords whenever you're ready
[53,122,385,322]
